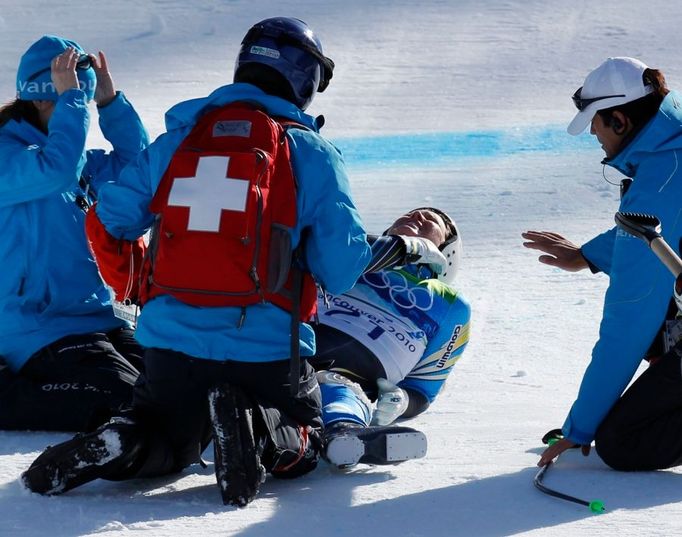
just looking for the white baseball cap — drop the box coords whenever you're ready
[567,57,654,135]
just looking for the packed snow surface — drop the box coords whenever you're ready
[2,1,682,535]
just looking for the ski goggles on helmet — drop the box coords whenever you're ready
[26,54,93,83]
[242,25,335,92]
[572,86,626,111]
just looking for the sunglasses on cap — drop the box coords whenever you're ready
[26,54,93,83]
[572,86,626,111]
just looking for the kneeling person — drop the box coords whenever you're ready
[21,18,370,506]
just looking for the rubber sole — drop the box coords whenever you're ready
[325,428,427,469]
[209,385,266,507]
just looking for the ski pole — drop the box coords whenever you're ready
[534,461,605,513]
[534,432,605,513]
[615,212,682,277]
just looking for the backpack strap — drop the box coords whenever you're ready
[289,257,302,397]
[275,118,310,397]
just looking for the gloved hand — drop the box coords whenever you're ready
[371,378,409,426]
[400,236,447,274]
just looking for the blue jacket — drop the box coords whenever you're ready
[96,83,371,362]
[0,89,149,371]
[563,91,682,444]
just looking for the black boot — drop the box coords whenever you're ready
[208,384,266,507]
[21,417,143,495]
[323,421,427,469]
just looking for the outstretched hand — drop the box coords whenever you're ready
[522,231,589,272]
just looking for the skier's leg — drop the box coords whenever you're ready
[318,369,372,427]
[595,344,682,470]
[317,370,427,468]
[311,324,387,399]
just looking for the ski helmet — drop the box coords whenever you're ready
[413,207,462,285]
[235,17,334,111]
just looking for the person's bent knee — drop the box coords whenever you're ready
[595,430,672,471]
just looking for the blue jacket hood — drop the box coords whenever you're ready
[164,83,321,133]
[607,90,682,176]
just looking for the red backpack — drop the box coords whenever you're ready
[139,102,317,321]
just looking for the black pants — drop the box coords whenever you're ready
[310,324,386,400]
[111,348,322,480]
[0,328,142,432]
[595,343,682,471]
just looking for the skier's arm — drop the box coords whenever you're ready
[401,387,430,419]
[364,235,447,274]
[363,235,406,272]
[398,287,471,413]
[0,89,89,207]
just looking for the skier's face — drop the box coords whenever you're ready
[387,209,447,249]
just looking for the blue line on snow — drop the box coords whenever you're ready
[332,126,595,168]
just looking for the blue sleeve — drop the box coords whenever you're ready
[581,228,617,274]
[96,130,185,239]
[562,168,682,444]
[399,290,471,403]
[0,89,88,207]
[82,92,149,195]
[288,130,371,295]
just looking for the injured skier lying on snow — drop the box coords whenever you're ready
[312,206,471,468]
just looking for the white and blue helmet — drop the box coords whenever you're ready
[414,207,462,285]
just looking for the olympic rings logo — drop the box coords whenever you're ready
[360,271,434,311]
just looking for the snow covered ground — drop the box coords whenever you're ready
[2,1,682,535]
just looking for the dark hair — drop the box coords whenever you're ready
[596,68,669,131]
[234,63,297,105]
[0,99,43,131]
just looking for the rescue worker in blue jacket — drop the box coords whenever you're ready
[523,57,682,471]
[0,35,149,431]
[22,18,375,507]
